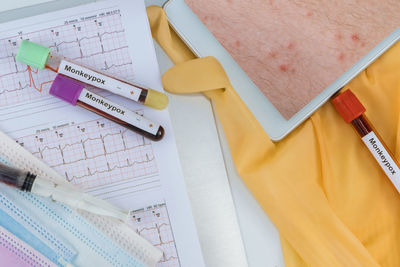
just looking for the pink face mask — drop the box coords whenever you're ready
[0,226,57,267]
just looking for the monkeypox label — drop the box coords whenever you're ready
[78,88,159,135]
[58,59,142,102]
[362,132,400,192]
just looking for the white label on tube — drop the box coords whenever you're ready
[58,59,142,102]
[362,131,400,192]
[78,88,159,135]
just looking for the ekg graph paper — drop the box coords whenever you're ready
[0,1,205,266]
[0,9,133,107]
[0,7,163,192]
[132,203,180,267]
[15,118,159,190]
[0,9,161,193]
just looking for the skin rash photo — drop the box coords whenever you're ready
[186,0,400,119]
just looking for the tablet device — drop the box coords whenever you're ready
[164,0,400,140]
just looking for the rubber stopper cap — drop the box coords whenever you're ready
[331,89,366,123]
[16,40,50,69]
[50,74,85,105]
[144,89,169,110]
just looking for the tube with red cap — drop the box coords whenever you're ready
[331,89,400,192]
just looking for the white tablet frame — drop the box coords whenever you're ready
[164,0,400,141]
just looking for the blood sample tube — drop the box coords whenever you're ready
[331,89,400,192]
[16,40,168,110]
[50,74,164,141]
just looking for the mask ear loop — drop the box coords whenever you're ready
[0,195,76,266]
[0,225,60,267]
[78,210,163,267]
[0,128,129,221]
[0,157,77,265]
[1,184,144,267]
[0,129,162,266]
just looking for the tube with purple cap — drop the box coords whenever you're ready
[50,74,165,141]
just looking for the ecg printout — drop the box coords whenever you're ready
[0,0,204,266]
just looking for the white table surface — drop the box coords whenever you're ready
[1,1,285,266]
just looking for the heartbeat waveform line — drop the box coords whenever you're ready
[159,255,179,263]
[131,203,180,267]
[0,31,128,79]
[0,66,53,95]
[0,46,132,96]
[4,12,156,190]
[15,118,159,189]
[65,154,155,182]
[32,129,151,166]
[102,61,132,71]
[0,10,122,43]
[49,29,125,53]
[0,12,134,107]
[0,54,14,61]
[27,66,53,93]
[137,222,172,246]
[48,30,128,60]
[71,46,129,61]
[137,223,171,234]
[0,46,130,80]
[0,49,131,96]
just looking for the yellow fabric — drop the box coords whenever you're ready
[147,6,400,266]
[147,6,195,63]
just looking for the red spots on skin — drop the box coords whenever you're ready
[235,40,241,47]
[337,52,346,62]
[351,34,360,42]
[306,11,313,17]
[334,32,342,41]
[279,64,289,72]
[287,42,295,49]
[278,64,295,74]
[268,51,277,58]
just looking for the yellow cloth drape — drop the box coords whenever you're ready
[147,6,400,266]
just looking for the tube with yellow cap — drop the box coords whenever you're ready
[16,40,168,110]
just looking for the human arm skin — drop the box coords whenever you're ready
[185,0,400,118]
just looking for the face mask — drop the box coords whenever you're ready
[0,225,58,267]
[0,184,145,267]
[0,191,76,266]
[0,128,161,267]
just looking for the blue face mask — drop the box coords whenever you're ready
[0,207,74,267]
[0,159,147,267]
[0,224,60,267]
